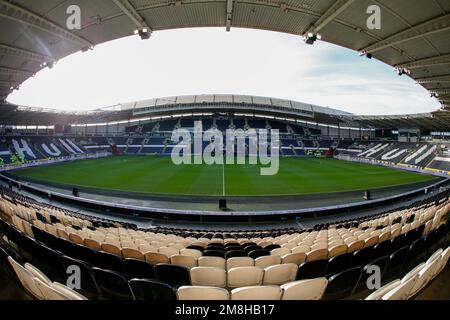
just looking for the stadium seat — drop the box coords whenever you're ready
[34,279,87,300]
[383,246,410,283]
[255,255,281,268]
[297,260,328,280]
[96,251,125,274]
[280,278,328,300]
[145,252,170,265]
[248,249,270,259]
[177,286,229,300]
[61,255,100,299]
[326,253,353,276]
[124,258,156,279]
[306,248,328,261]
[227,266,264,288]
[226,257,254,270]
[352,246,374,267]
[154,264,191,287]
[129,279,177,300]
[382,273,419,300]
[323,267,362,300]
[180,248,202,258]
[225,250,247,259]
[91,268,133,300]
[328,244,347,258]
[263,263,298,285]
[122,248,144,260]
[231,286,282,300]
[281,252,306,265]
[198,256,226,269]
[8,257,46,299]
[190,267,226,287]
[365,280,401,300]
[170,255,197,269]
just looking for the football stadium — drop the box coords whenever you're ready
[0,0,449,306]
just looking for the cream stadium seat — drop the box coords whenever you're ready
[122,247,145,260]
[263,263,298,285]
[177,286,229,300]
[180,248,203,259]
[436,247,450,275]
[347,240,365,253]
[227,267,264,288]
[382,273,419,300]
[426,249,444,281]
[365,280,401,300]
[291,244,310,254]
[231,286,282,300]
[198,256,226,269]
[255,255,281,268]
[101,243,123,257]
[306,248,328,261]
[280,278,328,300]
[34,279,87,300]
[364,235,379,248]
[159,246,179,257]
[328,244,347,258]
[402,263,431,299]
[170,255,197,269]
[8,257,46,300]
[281,252,306,265]
[69,233,84,245]
[378,231,391,243]
[190,267,227,287]
[84,238,102,251]
[271,247,290,256]
[226,257,254,271]
[145,252,170,265]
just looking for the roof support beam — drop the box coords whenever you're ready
[396,53,450,70]
[305,0,355,35]
[0,80,20,87]
[0,0,92,48]
[361,14,450,54]
[0,43,52,62]
[112,0,151,32]
[0,66,33,78]
[431,89,450,95]
[417,75,450,84]
[226,0,233,32]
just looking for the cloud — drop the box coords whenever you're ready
[7,27,440,116]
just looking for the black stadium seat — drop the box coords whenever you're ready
[323,267,362,300]
[154,264,190,287]
[326,253,353,276]
[96,251,125,274]
[129,279,177,300]
[61,255,100,300]
[91,267,133,300]
[248,249,270,259]
[124,258,156,280]
[297,260,328,280]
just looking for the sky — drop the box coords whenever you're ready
[7,27,441,115]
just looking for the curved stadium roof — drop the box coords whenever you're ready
[0,0,449,130]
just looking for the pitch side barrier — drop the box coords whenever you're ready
[0,151,111,173]
[335,154,450,178]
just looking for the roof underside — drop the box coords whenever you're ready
[0,0,449,130]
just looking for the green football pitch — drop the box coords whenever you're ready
[12,156,437,197]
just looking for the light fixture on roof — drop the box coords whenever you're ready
[395,67,410,76]
[304,33,321,45]
[134,27,151,40]
[359,52,372,59]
